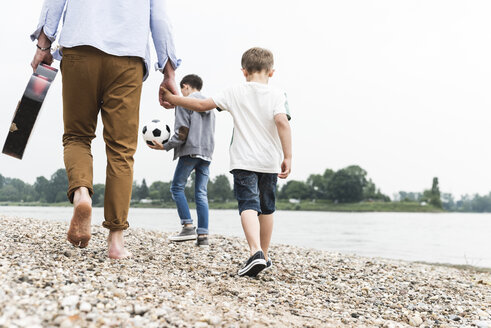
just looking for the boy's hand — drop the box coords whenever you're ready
[278,158,291,179]
[147,141,165,150]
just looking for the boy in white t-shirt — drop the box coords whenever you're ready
[160,47,292,277]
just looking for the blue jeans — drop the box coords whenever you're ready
[231,169,278,215]
[170,156,210,234]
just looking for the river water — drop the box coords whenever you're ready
[1,206,490,268]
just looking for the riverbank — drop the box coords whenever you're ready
[0,215,489,327]
[0,200,445,213]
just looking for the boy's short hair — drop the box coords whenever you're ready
[241,47,274,73]
[180,74,203,91]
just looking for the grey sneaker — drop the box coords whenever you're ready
[169,226,197,242]
[196,235,209,247]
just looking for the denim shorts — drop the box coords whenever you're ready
[231,169,278,215]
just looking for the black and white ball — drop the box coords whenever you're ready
[142,119,171,146]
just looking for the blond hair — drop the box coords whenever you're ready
[241,47,274,73]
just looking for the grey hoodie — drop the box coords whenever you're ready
[163,92,216,161]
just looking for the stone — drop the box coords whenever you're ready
[473,321,489,328]
[408,314,423,327]
[61,295,79,308]
[155,306,171,318]
[59,320,72,328]
[79,302,92,312]
[13,316,42,328]
[208,316,222,326]
[477,310,489,318]
[133,304,149,316]
[53,316,67,325]
[449,315,461,321]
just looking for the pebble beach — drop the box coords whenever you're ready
[0,215,490,328]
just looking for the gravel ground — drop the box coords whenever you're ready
[0,215,490,328]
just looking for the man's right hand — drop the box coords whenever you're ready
[159,78,178,108]
[30,30,53,72]
[159,60,178,109]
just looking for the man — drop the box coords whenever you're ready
[30,0,180,259]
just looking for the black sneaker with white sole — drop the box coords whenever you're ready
[169,226,197,242]
[238,250,267,277]
[264,258,273,271]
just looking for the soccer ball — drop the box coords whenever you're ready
[142,119,171,146]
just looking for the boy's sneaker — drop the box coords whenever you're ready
[264,258,273,271]
[196,235,209,247]
[238,250,267,277]
[169,226,197,242]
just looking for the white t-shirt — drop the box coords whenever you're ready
[212,82,290,174]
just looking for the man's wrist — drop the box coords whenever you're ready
[36,44,51,51]
[163,61,175,77]
[163,70,175,79]
[37,30,52,50]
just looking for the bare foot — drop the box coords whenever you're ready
[108,230,132,259]
[67,187,92,248]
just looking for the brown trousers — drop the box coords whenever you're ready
[61,46,144,231]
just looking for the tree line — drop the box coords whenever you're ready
[2,166,491,212]
[131,165,391,205]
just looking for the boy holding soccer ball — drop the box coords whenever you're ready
[160,47,292,277]
[148,74,215,247]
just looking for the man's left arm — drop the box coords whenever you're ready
[31,0,67,43]
[30,0,67,72]
[150,0,181,108]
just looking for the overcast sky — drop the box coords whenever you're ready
[2,0,491,198]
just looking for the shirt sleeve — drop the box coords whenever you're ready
[163,106,191,151]
[212,88,232,113]
[30,0,67,42]
[273,91,292,121]
[150,0,181,72]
